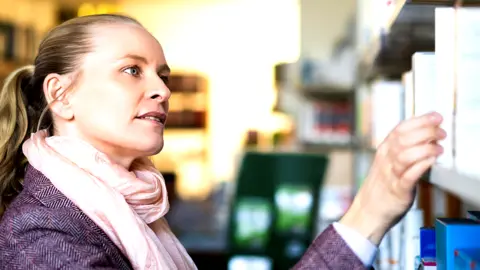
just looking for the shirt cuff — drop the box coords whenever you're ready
[332,222,378,267]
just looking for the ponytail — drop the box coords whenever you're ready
[0,65,34,216]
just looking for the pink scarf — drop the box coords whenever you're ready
[22,130,197,270]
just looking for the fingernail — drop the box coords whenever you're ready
[429,112,442,121]
[437,129,447,137]
[437,145,444,154]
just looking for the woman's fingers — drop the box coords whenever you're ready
[395,126,446,148]
[385,111,445,178]
[391,143,443,177]
[385,125,444,164]
[380,112,444,159]
[400,156,437,190]
[338,113,447,246]
[395,112,443,134]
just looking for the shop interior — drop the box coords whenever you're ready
[1,0,479,269]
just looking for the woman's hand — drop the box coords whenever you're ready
[340,112,446,245]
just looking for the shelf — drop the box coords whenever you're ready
[301,137,377,153]
[301,142,356,152]
[358,0,480,79]
[301,85,354,100]
[429,165,480,206]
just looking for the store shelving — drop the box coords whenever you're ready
[301,142,355,152]
[430,165,480,207]
[301,85,354,100]
[357,0,480,207]
[358,0,478,80]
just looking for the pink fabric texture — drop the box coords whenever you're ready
[22,130,197,270]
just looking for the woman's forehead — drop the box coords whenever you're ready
[88,24,166,64]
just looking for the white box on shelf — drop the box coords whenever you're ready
[402,71,413,120]
[412,52,436,116]
[371,79,403,148]
[435,8,456,169]
[436,7,480,175]
[454,8,480,178]
[403,208,424,270]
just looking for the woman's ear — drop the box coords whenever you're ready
[43,73,74,120]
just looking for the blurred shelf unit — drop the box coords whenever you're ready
[355,79,405,151]
[0,20,40,80]
[275,11,358,152]
[274,62,356,152]
[357,0,480,81]
[151,74,210,204]
[301,85,354,101]
[273,62,300,115]
[296,96,353,145]
[0,61,26,79]
[356,0,480,207]
[166,74,208,130]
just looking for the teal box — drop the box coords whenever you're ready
[454,249,480,270]
[436,218,480,270]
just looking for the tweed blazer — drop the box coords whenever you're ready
[0,166,369,270]
[292,225,371,270]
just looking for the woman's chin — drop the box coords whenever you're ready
[134,140,164,157]
[147,144,164,156]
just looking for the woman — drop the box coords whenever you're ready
[0,14,445,270]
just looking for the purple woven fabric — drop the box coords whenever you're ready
[0,166,371,270]
[0,166,132,269]
[292,225,371,270]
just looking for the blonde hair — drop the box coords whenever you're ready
[0,14,141,215]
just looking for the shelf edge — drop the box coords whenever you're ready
[429,165,480,206]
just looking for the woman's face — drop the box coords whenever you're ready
[63,23,171,168]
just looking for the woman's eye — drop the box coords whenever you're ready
[124,66,141,76]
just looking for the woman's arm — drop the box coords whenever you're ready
[292,224,374,270]
[292,112,445,270]
[341,112,444,245]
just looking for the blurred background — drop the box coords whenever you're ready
[0,0,476,269]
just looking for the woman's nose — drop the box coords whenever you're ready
[148,79,171,102]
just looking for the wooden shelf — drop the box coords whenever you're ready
[357,0,480,207]
[300,136,378,153]
[358,0,480,79]
[301,85,354,100]
[301,142,355,152]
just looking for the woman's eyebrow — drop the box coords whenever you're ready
[121,53,147,63]
[120,54,170,73]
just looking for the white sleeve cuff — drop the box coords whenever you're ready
[332,222,378,267]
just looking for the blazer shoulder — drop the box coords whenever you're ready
[0,191,94,249]
[1,169,100,242]
[0,191,130,269]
